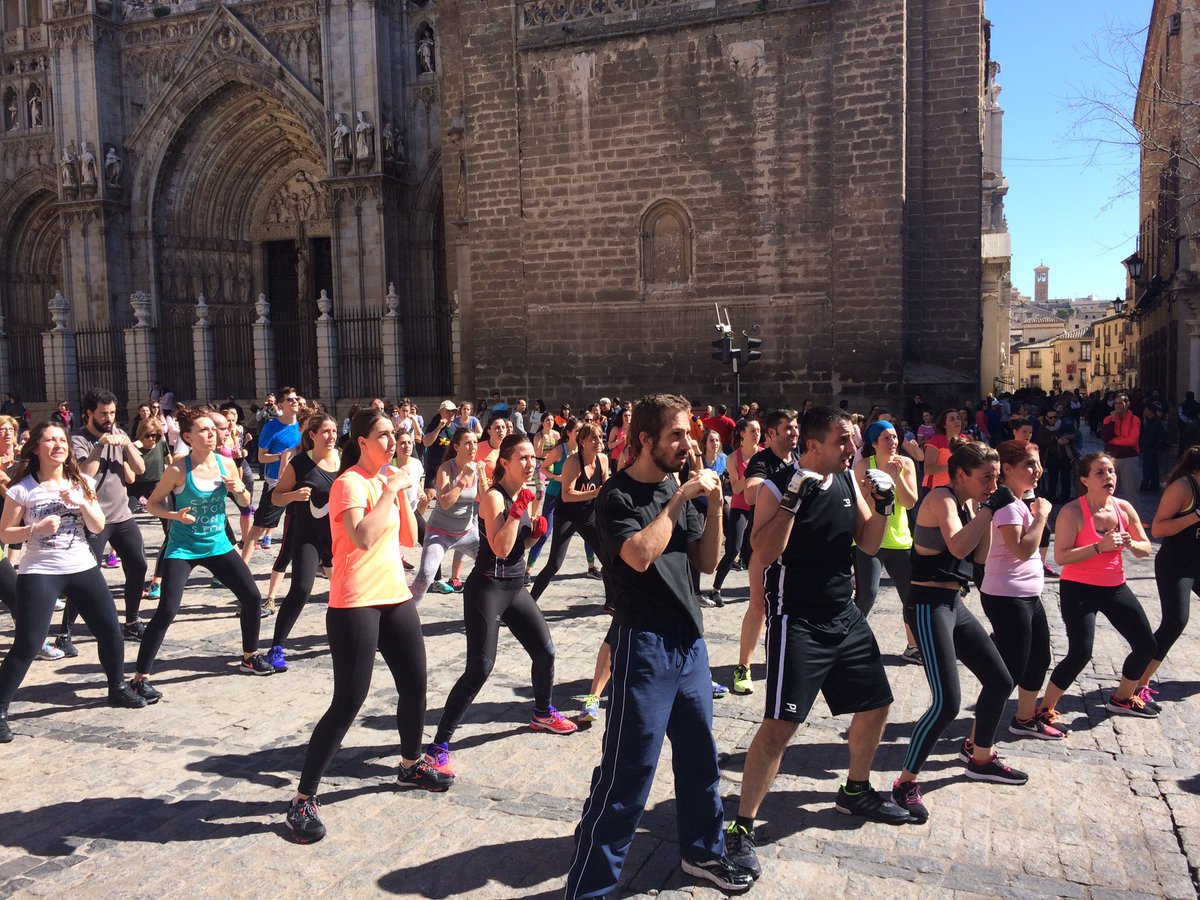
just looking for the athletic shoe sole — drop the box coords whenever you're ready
[964,767,1028,785]
[1105,699,1157,719]
[679,858,754,893]
[285,820,326,844]
[1008,720,1066,740]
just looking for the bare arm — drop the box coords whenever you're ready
[479,487,526,559]
[749,480,792,563]
[147,465,190,522]
[436,460,475,510]
[918,491,992,560]
[1118,500,1153,558]
[562,455,601,504]
[923,443,947,479]
[997,500,1050,561]
[728,449,749,495]
[342,469,409,551]
[271,461,304,506]
[686,481,724,574]
[1151,480,1200,539]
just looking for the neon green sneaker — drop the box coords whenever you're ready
[732,665,754,695]
[580,694,601,722]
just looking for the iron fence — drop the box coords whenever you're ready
[337,309,383,399]
[76,324,129,414]
[6,327,46,403]
[273,319,318,399]
[403,309,452,397]
[213,315,255,401]
[157,323,197,403]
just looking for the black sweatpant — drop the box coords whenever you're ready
[530,511,606,601]
[0,558,15,614]
[272,540,324,646]
[62,518,147,634]
[136,550,262,675]
[853,546,913,616]
[434,570,556,745]
[1049,580,1156,690]
[0,568,126,706]
[902,586,1013,775]
[298,600,427,795]
[980,592,1052,693]
[1153,555,1199,663]
[713,506,752,590]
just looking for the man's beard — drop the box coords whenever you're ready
[650,441,685,475]
[95,420,113,433]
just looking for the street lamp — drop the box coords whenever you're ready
[1122,251,1145,283]
[1113,295,1126,316]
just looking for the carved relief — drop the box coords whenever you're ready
[641,199,692,286]
[416,23,435,74]
[265,170,328,225]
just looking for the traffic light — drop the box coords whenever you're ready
[743,336,763,365]
[711,333,733,363]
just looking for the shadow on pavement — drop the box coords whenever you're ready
[377,833,572,897]
[185,742,394,788]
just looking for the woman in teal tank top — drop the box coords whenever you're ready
[527,417,597,576]
[132,408,273,703]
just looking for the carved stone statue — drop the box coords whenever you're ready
[331,113,351,159]
[4,89,16,131]
[382,122,396,161]
[60,142,78,189]
[104,146,122,187]
[417,30,435,74]
[80,145,98,187]
[355,111,374,160]
[28,88,43,127]
[255,292,270,325]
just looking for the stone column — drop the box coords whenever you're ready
[381,283,405,400]
[124,291,158,410]
[0,314,10,399]
[43,291,79,411]
[315,290,338,404]
[253,293,275,400]
[193,294,216,402]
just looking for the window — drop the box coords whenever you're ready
[1030,374,1041,389]
[641,200,692,287]
[1081,343,1092,361]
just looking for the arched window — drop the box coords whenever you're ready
[640,199,691,287]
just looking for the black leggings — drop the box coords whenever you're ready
[1153,554,1199,663]
[136,550,262,675]
[1049,580,1156,690]
[434,570,556,745]
[0,568,126,706]
[272,540,324,646]
[298,600,428,795]
[902,586,1013,775]
[271,509,296,575]
[531,512,612,605]
[853,546,913,615]
[980,592,1052,693]
[62,518,148,633]
[0,557,15,614]
[713,506,752,590]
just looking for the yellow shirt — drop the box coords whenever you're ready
[328,466,415,608]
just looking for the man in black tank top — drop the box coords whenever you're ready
[724,408,910,879]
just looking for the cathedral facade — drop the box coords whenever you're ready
[1,0,988,414]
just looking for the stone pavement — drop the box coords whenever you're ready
[1,471,1198,899]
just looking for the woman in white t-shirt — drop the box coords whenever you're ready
[979,439,1063,741]
[0,421,147,742]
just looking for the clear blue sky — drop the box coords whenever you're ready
[987,1,1151,302]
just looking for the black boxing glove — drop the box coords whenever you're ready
[865,468,896,517]
[981,484,1017,515]
[778,469,822,515]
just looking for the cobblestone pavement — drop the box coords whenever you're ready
[1,457,1198,899]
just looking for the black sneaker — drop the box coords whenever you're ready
[130,678,162,704]
[286,795,326,844]
[965,751,1028,785]
[398,758,454,792]
[680,856,755,892]
[55,634,79,658]
[956,737,974,763]
[1106,693,1158,718]
[1008,714,1066,740]
[696,592,716,609]
[834,785,912,825]
[891,778,929,824]
[107,683,148,709]
[724,824,761,880]
[239,654,274,676]
[710,589,725,608]
[0,709,11,743]
[122,620,145,642]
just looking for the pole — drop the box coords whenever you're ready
[732,354,740,412]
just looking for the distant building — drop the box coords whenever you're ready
[1091,313,1138,393]
[1034,264,1049,305]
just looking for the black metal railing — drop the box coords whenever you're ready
[76,324,129,414]
[6,327,46,403]
[337,309,383,399]
[157,323,198,403]
[403,309,452,397]
[213,315,255,401]
[273,319,318,399]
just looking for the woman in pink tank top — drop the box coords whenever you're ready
[1039,453,1157,723]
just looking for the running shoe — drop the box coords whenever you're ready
[901,645,924,666]
[147,582,161,600]
[429,581,455,595]
[834,785,912,825]
[210,577,225,589]
[37,640,65,661]
[261,597,277,617]
[1135,684,1162,713]
[712,681,729,700]
[586,567,603,580]
[239,654,274,676]
[0,713,11,743]
[55,634,79,658]
[723,823,762,880]
[892,778,929,824]
[53,598,66,611]
[136,496,148,510]
[423,742,456,777]
[286,795,326,843]
[680,856,755,892]
[449,578,465,593]
[1037,707,1069,735]
[530,706,579,734]
[266,645,288,673]
[258,535,273,549]
[697,592,716,609]
[130,678,162,704]
[398,758,454,792]
[709,589,725,608]
[1008,714,1066,740]
[104,552,119,568]
[965,751,1028,785]
[1106,692,1158,718]
[122,620,145,642]
[579,694,601,722]
[107,682,148,709]
[1043,564,1059,579]
[956,737,974,763]
[732,665,754,695]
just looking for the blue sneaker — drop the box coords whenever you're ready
[266,645,288,672]
[147,582,161,600]
[580,693,601,722]
[258,535,272,549]
[429,581,455,595]
[712,681,729,700]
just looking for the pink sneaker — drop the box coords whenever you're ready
[1135,685,1162,712]
[530,706,578,735]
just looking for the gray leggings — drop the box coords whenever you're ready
[853,546,913,616]
[411,525,479,602]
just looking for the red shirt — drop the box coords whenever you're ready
[704,415,737,448]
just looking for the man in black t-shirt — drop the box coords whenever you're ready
[724,408,910,880]
[731,408,798,696]
[566,394,752,897]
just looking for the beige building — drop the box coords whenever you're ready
[1090,313,1138,393]
[980,59,1012,396]
[1012,337,1052,391]
[1019,317,1068,346]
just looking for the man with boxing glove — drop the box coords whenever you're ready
[724,407,909,881]
[566,394,751,898]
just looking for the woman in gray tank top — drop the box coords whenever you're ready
[410,429,481,602]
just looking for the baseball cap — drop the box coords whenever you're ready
[439,400,458,412]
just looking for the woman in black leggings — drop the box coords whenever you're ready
[427,433,578,777]
[892,442,1025,824]
[979,441,1062,740]
[0,421,146,741]
[1137,447,1200,704]
[266,413,340,671]
[286,410,451,845]
[712,418,761,599]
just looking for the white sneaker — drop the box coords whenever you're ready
[37,640,65,661]
[53,598,66,611]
